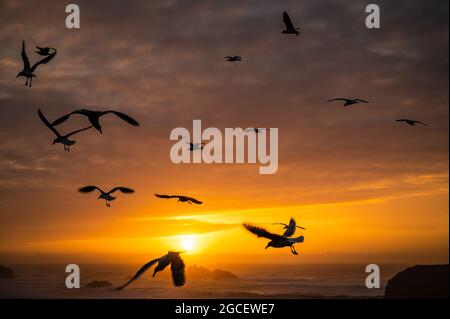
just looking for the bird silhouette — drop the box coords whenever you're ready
[51,109,139,134]
[282,11,299,36]
[244,223,304,255]
[37,109,92,152]
[78,186,135,207]
[187,142,204,151]
[17,41,57,87]
[328,98,369,106]
[155,194,203,204]
[35,46,57,56]
[225,56,242,62]
[273,218,306,237]
[396,119,427,126]
[116,251,186,290]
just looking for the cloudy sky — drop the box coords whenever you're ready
[0,0,448,265]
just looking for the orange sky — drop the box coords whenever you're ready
[0,0,448,266]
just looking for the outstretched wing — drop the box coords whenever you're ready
[415,121,427,126]
[243,224,285,241]
[282,218,296,237]
[108,187,135,194]
[283,11,294,29]
[37,109,60,137]
[396,119,408,122]
[185,196,202,204]
[328,98,348,102]
[170,254,186,287]
[21,40,30,70]
[116,257,160,290]
[103,111,139,126]
[155,194,178,199]
[30,51,56,72]
[78,185,104,194]
[65,126,92,138]
[355,99,369,103]
[51,111,80,126]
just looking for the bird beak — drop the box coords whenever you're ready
[265,245,269,249]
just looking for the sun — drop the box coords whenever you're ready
[179,235,196,252]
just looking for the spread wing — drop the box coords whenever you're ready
[108,187,135,194]
[283,11,294,29]
[355,99,369,103]
[414,121,427,126]
[78,185,104,194]
[51,111,81,126]
[21,40,30,70]
[155,194,179,199]
[243,224,285,241]
[102,111,139,126]
[30,51,56,72]
[170,254,186,287]
[282,218,296,237]
[65,126,92,138]
[37,109,60,137]
[116,257,160,290]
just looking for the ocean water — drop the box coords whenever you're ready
[0,263,407,299]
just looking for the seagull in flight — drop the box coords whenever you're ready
[155,194,203,205]
[273,218,306,237]
[51,109,139,134]
[35,46,57,56]
[243,223,304,255]
[281,11,300,36]
[187,142,204,151]
[225,56,242,62]
[38,109,92,152]
[116,251,186,290]
[328,98,369,107]
[78,186,135,207]
[396,119,427,126]
[17,41,57,87]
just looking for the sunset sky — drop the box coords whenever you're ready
[0,0,448,266]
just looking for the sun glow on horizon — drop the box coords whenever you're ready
[178,235,197,253]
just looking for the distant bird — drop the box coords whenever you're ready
[245,128,266,133]
[155,194,203,205]
[273,218,306,237]
[78,186,135,207]
[17,41,57,87]
[328,98,369,107]
[282,11,300,36]
[225,56,242,62]
[35,46,56,56]
[187,142,204,151]
[51,109,139,134]
[116,251,185,290]
[37,109,92,152]
[244,223,304,255]
[396,119,427,126]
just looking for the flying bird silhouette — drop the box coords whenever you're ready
[273,218,306,237]
[282,11,299,36]
[116,251,185,290]
[396,119,427,126]
[38,109,92,152]
[35,46,56,56]
[51,109,139,134]
[244,223,304,255]
[187,142,204,151]
[328,98,369,106]
[17,41,57,87]
[155,194,203,205]
[78,186,135,207]
[225,56,242,62]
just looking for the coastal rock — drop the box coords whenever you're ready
[85,280,112,288]
[187,265,239,280]
[384,264,448,299]
[0,265,14,279]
